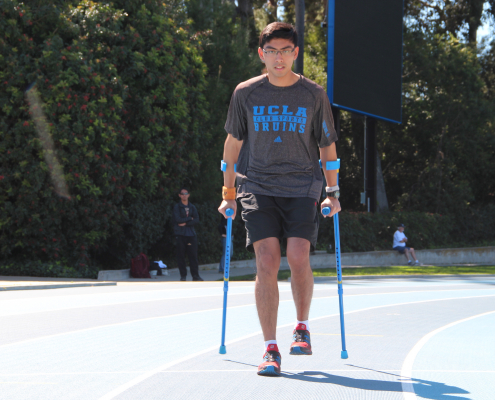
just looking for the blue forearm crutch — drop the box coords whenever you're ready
[322,159,348,359]
[219,207,234,354]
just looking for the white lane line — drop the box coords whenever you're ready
[0,381,56,385]
[2,285,491,318]
[0,372,148,376]
[2,290,494,350]
[1,369,493,377]
[406,370,495,373]
[158,369,495,373]
[400,310,495,400]
[99,293,495,400]
[312,333,383,337]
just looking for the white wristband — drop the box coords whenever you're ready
[325,185,339,193]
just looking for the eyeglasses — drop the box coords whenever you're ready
[262,48,295,57]
[180,192,189,195]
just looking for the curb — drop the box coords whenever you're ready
[0,282,117,291]
[287,273,495,282]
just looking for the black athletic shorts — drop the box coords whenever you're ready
[239,193,319,253]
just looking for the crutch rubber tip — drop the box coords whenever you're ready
[341,350,348,359]
[219,345,227,354]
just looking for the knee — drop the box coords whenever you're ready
[287,251,307,269]
[257,252,278,268]
[287,248,310,273]
[256,252,279,278]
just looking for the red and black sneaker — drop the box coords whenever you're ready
[257,344,281,377]
[289,323,312,355]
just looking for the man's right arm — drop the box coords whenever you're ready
[393,232,399,244]
[218,133,243,219]
[173,204,191,224]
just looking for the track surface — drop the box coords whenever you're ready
[1,276,494,399]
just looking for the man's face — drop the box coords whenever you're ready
[398,227,404,233]
[179,190,189,200]
[258,38,299,78]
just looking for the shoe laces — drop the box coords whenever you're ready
[263,350,281,363]
[293,329,310,343]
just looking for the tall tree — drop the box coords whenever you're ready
[405,0,494,44]
[379,29,495,214]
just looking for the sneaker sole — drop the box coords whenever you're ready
[289,346,312,355]
[257,365,281,377]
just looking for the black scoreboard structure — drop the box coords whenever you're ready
[327,0,404,211]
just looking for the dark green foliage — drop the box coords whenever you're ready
[319,210,455,253]
[404,0,493,44]
[0,0,208,272]
[1,0,494,279]
[148,204,495,273]
[334,30,495,214]
[379,30,495,214]
[186,0,259,202]
[318,206,495,253]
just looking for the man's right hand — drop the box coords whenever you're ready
[218,199,237,219]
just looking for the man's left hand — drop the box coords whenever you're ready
[321,197,341,218]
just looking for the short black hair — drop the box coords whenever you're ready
[259,22,298,49]
[179,187,189,194]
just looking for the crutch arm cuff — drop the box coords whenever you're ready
[325,159,340,171]
[220,160,237,172]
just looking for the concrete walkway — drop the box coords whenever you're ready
[0,266,255,291]
[2,267,495,291]
[1,246,493,291]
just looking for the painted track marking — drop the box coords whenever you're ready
[400,310,495,400]
[98,293,495,400]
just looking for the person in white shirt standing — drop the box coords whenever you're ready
[393,223,420,265]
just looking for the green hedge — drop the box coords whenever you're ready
[0,1,207,272]
[145,203,495,271]
[2,202,493,278]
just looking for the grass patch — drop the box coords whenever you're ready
[226,265,495,281]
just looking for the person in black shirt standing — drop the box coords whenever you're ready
[173,187,203,281]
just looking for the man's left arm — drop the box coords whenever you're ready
[320,143,341,218]
[186,205,200,226]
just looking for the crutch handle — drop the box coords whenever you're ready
[226,208,234,217]
[322,207,331,216]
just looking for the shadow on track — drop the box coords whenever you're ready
[225,360,470,400]
[282,370,470,400]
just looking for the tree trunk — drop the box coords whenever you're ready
[376,151,389,212]
[467,0,484,44]
[237,0,254,21]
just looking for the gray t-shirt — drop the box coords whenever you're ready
[224,74,338,200]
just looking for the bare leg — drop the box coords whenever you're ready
[404,248,411,261]
[409,247,418,261]
[254,237,281,341]
[286,237,313,321]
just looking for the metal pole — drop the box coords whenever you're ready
[295,0,305,75]
[361,116,367,205]
[219,208,234,354]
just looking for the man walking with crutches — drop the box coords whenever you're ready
[218,22,341,377]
